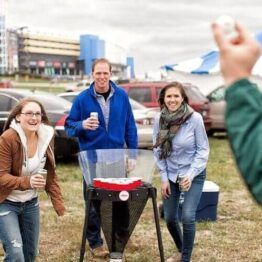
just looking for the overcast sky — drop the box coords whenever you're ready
[6,0,262,76]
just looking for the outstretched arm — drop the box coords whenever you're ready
[212,21,262,204]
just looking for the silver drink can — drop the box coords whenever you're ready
[38,168,47,180]
[178,174,187,192]
[37,168,47,191]
[90,112,98,119]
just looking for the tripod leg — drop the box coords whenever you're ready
[150,187,165,262]
[80,189,93,262]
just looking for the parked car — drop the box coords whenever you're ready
[0,88,79,158]
[206,86,226,135]
[57,91,157,148]
[65,80,90,92]
[120,82,212,131]
[0,80,12,88]
[206,84,262,135]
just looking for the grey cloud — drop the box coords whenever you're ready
[7,0,262,75]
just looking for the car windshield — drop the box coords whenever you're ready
[184,85,207,102]
[60,94,77,103]
[129,98,147,110]
[209,86,225,102]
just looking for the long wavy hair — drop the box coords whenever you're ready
[158,82,189,110]
[3,97,51,131]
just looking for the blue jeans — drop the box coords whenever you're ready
[163,170,206,262]
[0,197,40,262]
[83,179,103,249]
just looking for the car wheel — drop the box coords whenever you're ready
[207,129,215,137]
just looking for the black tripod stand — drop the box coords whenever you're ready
[79,184,165,262]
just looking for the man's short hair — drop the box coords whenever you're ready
[92,58,112,72]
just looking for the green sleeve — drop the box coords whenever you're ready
[225,78,262,205]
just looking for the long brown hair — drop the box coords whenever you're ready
[158,82,188,110]
[3,97,51,131]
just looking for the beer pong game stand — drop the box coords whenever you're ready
[78,149,165,262]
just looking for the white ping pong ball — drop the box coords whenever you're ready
[215,15,238,39]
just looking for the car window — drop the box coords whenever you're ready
[129,98,147,110]
[0,94,17,111]
[60,95,76,103]
[184,86,207,102]
[209,87,225,102]
[128,87,151,103]
[156,87,162,98]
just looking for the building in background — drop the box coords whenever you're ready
[6,28,18,73]
[0,0,135,79]
[1,30,135,80]
[79,34,105,77]
[17,31,80,77]
[0,0,8,75]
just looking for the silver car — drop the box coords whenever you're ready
[206,86,226,135]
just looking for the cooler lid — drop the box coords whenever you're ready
[203,180,220,192]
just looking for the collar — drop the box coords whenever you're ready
[10,119,54,159]
[90,80,117,97]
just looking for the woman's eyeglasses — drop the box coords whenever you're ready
[20,112,43,118]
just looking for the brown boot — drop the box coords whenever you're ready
[90,245,109,259]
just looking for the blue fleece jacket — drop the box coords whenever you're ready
[65,81,138,151]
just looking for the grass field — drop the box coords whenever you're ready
[1,137,261,261]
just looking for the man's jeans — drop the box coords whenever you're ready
[82,157,127,249]
[0,197,40,262]
[163,170,206,262]
[83,180,103,249]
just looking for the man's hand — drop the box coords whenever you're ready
[127,158,136,172]
[212,21,261,86]
[82,116,99,130]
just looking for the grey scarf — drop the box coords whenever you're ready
[154,103,194,159]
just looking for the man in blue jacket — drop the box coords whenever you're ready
[65,58,138,258]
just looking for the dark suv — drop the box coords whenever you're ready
[120,82,212,131]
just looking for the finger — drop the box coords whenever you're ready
[162,189,167,198]
[211,22,229,50]
[33,179,45,186]
[235,21,251,41]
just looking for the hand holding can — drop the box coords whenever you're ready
[89,112,99,130]
[178,174,188,192]
[30,168,47,190]
[82,112,99,130]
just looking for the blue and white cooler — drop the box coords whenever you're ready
[178,180,219,222]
